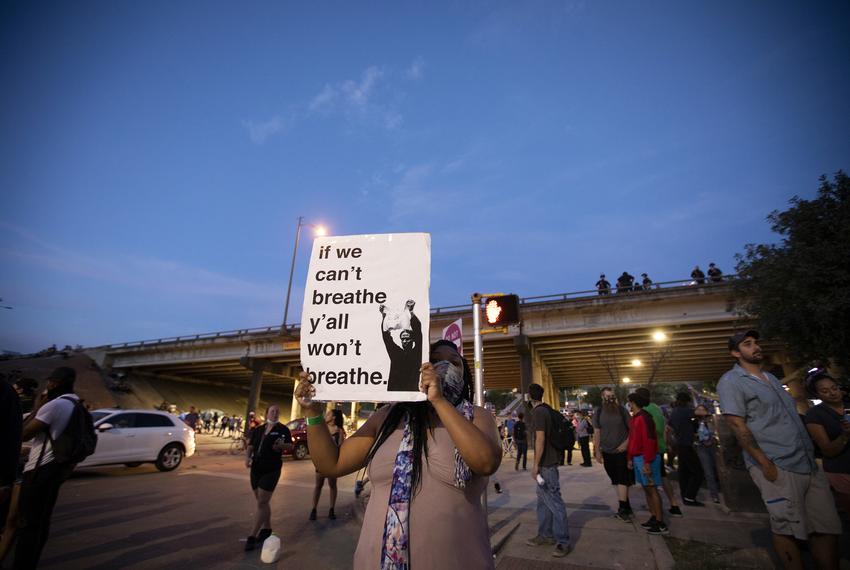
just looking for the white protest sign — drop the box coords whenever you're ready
[442,318,463,356]
[300,233,430,402]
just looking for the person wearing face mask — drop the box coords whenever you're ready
[244,405,292,552]
[294,340,501,570]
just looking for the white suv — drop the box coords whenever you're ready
[77,409,196,471]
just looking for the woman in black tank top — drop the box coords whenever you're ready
[310,409,346,520]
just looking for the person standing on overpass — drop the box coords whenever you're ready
[718,330,841,570]
[595,274,611,295]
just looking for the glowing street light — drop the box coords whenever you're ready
[652,331,668,343]
[622,377,631,383]
[282,216,328,331]
[631,359,643,367]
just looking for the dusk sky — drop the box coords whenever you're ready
[2,1,849,353]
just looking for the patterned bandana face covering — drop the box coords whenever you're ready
[380,362,474,570]
[432,360,465,405]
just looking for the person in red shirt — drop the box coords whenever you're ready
[627,392,667,535]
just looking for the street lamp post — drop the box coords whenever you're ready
[281,216,326,333]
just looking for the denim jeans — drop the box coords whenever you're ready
[536,465,570,546]
[696,445,720,499]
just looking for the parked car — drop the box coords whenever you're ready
[77,409,196,471]
[283,418,309,460]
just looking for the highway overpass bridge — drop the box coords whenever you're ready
[86,279,797,417]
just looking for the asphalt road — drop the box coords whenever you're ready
[37,435,362,569]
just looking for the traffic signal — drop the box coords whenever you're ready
[484,294,521,326]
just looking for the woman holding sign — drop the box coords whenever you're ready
[294,340,502,569]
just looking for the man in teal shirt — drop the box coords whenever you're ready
[636,388,683,518]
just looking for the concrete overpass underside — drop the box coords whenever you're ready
[90,282,788,416]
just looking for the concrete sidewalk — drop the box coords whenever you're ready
[487,460,777,570]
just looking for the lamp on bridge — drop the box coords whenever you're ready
[622,377,632,384]
[282,216,328,332]
[652,331,668,343]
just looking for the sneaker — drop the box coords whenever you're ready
[712,497,721,504]
[646,523,669,535]
[552,544,572,558]
[668,506,683,517]
[329,508,336,520]
[257,528,272,542]
[683,498,705,507]
[526,535,555,547]
[494,483,503,494]
[244,536,257,551]
[354,481,364,498]
[640,518,655,529]
[581,463,593,467]
[613,510,632,523]
[309,508,317,521]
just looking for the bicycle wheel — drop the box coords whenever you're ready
[229,438,245,455]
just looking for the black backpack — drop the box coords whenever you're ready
[541,404,572,452]
[49,396,98,465]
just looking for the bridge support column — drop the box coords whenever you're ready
[244,359,269,424]
[531,349,559,409]
[515,334,533,397]
[290,390,303,422]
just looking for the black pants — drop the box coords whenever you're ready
[515,441,528,469]
[566,444,574,465]
[675,445,704,501]
[14,462,72,569]
[578,436,591,465]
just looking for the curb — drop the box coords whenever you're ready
[490,520,521,556]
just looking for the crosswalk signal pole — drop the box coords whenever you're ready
[471,293,484,407]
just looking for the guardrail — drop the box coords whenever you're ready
[88,275,736,350]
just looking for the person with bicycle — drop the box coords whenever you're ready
[513,411,528,470]
[244,405,292,552]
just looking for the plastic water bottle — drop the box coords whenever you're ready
[261,534,282,564]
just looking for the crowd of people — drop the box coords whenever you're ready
[2,327,847,569]
[174,406,253,437]
[595,263,724,295]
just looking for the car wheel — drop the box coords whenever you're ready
[155,444,184,471]
[294,443,309,460]
[124,462,142,467]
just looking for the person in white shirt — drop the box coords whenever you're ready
[15,366,80,569]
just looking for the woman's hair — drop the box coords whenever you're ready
[364,340,474,495]
[695,404,710,414]
[331,409,344,429]
[805,368,835,396]
[627,392,649,408]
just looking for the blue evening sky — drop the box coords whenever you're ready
[2,1,849,352]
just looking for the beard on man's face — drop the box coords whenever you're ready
[740,348,764,365]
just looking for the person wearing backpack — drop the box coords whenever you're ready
[593,387,635,522]
[525,383,572,558]
[15,366,94,569]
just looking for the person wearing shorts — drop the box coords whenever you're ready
[594,387,635,521]
[244,405,292,552]
[626,392,667,535]
[636,387,683,517]
[718,330,841,569]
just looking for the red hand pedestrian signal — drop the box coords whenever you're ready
[484,295,520,326]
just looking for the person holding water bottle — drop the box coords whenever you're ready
[525,383,571,558]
